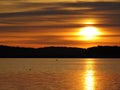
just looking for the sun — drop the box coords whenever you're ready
[79,26,100,40]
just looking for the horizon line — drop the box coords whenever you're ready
[0,45,119,49]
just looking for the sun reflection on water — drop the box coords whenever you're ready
[84,59,95,90]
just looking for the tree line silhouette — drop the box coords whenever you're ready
[0,45,120,58]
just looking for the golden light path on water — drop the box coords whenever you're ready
[84,59,95,90]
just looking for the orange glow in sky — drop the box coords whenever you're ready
[83,19,96,25]
[0,1,119,48]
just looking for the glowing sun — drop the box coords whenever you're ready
[79,26,100,40]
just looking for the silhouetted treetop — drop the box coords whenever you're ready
[0,45,119,58]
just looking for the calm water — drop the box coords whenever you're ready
[0,58,120,90]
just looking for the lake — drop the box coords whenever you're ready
[0,58,120,90]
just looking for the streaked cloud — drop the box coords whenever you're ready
[0,1,120,48]
[0,2,120,25]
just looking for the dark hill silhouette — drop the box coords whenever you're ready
[0,45,120,58]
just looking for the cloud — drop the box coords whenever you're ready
[0,2,119,26]
[0,1,120,47]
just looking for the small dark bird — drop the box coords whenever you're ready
[29,68,32,71]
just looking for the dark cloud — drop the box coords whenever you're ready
[0,8,84,18]
[0,1,120,47]
[0,2,119,27]
[98,35,120,37]
[0,2,120,16]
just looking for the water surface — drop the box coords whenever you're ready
[0,58,120,90]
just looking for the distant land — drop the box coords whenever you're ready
[0,45,120,58]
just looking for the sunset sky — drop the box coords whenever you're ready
[0,0,120,48]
